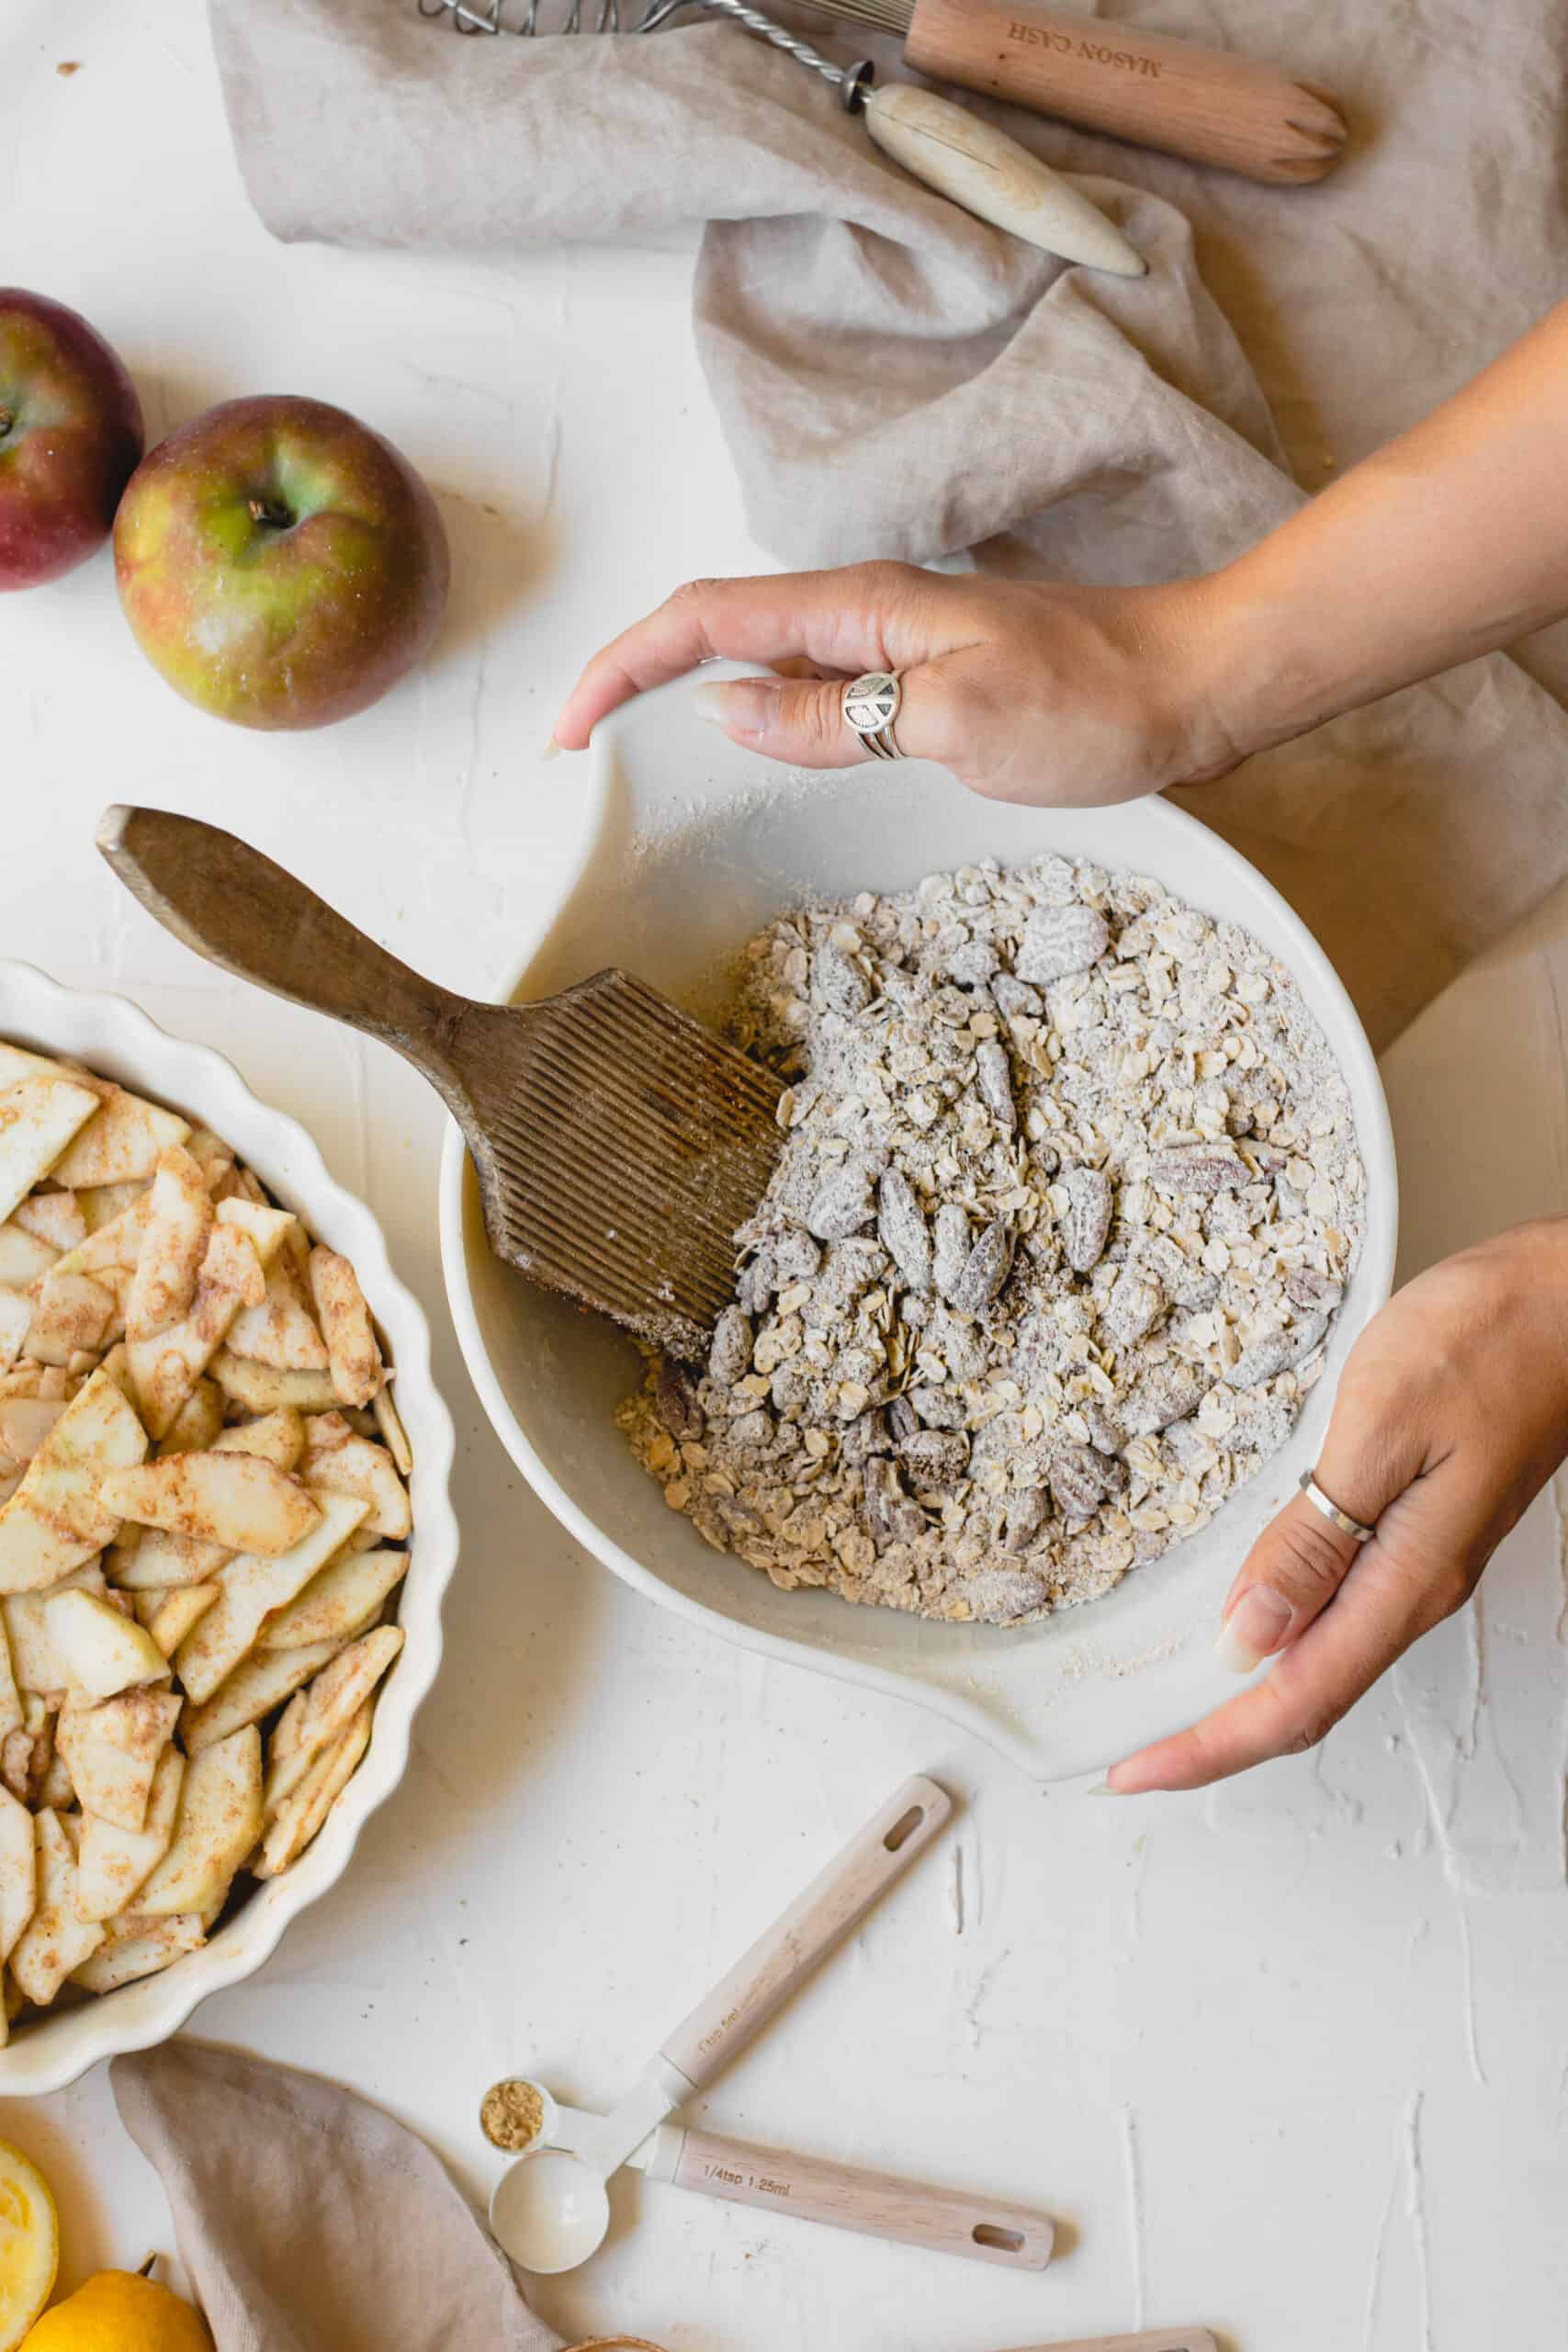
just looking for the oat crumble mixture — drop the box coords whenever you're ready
[618,853,1365,1627]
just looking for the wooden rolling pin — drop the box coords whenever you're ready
[811,0,1347,184]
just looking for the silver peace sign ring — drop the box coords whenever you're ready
[842,671,905,763]
[1298,1469,1377,1544]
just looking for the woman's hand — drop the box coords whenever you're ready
[1106,1220,1568,1793]
[554,561,1241,806]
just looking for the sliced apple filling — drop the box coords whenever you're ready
[0,1037,411,2025]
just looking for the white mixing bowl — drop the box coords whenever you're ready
[0,958,458,2094]
[442,670,1396,1780]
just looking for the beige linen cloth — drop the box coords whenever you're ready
[113,2042,570,2350]
[207,0,1568,1049]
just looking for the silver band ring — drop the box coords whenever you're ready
[842,671,905,763]
[1298,1470,1376,1544]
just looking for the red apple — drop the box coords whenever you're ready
[114,394,451,730]
[0,290,144,590]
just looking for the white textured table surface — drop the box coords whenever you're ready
[5,7,1568,2347]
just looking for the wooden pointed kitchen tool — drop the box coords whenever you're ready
[97,806,784,1359]
[998,2334,1219,2351]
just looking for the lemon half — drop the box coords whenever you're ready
[0,2143,58,2352]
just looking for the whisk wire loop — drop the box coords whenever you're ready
[416,0,860,88]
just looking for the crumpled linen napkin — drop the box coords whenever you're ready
[206,0,1568,1051]
[112,2041,565,2352]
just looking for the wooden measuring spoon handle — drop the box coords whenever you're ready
[998,2335,1219,2351]
[655,2125,1054,2268]
[97,805,483,1110]
[660,1775,951,2092]
[902,0,1347,186]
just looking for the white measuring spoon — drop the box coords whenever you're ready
[508,2095,1055,2267]
[490,1774,951,2274]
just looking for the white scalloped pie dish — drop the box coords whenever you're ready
[441,668,1397,1784]
[0,957,458,2095]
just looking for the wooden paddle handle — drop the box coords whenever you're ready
[657,2125,1054,2267]
[902,0,1347,185]
[660,1776,951,2090]
[96,805,480,1101]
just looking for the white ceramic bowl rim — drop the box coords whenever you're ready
[0,957,459,2096]
[440,670,1397,1781]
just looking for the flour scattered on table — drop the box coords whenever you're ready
[619,854,1363,1625]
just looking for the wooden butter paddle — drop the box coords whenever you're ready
[98,806,784,1360]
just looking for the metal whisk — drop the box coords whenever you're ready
[420,0,874,107]
[413,0,1146,274]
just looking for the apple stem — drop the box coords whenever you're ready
[247,495,292,528]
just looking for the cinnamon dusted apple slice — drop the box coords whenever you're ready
[109,1530,224,1593]
[1,1238,62,1312]
[55,1686,182,1831]
[99,1447,319,1557]
[184,1126,235,1193]
[210,1352,339,1414]
[257,1547,406,1653]
[124,1144,212,1342]
[9,1808,104,2003]
[264,1625,402,1811]
[0,1784,35,1966]
[212,1196,295,1267]
[308,1248,383,1407]
[0,1367,148,1594]
[50,1188,152,1280]
[71,1908,205,1993]
[74,1746,184,1923]
[155,1377,225,1457]
[254,1703,372,1879]
[10,1192,86,1252]
[0,1397,64,1470]
[0,1288,31,1375]
[125,1222,267,1439]
[301,1413,411,1540]
[44,1589,167,1702]
[0,1073,103,1225]
[76,1178,150,1234]
[1,1564,108,1692]
[49,1080,190,1190]
[228,1250,330,1373]
[173,1491,367,1705]
[372,1384,412,1477]
[182,1635,344,1752]
[111,1408,308,1589]
[209,1408,306,1475]
[0,1045,71,1088]
[22,1271,117,1368]
[136,1725,261,1917]
[0,1609,20,1746]
[136,1584,220,1658]
[96,1340,139,1409]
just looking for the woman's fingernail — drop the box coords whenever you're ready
[542,735,563,760]
[1213,1584,1293,1673]
[692,679,782,740]
[1086,1778,1125,1795]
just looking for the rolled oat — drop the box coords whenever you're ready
[619,854,1364,1626]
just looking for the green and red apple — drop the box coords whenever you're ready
[115,394,451,729]
[0,289,144,589]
